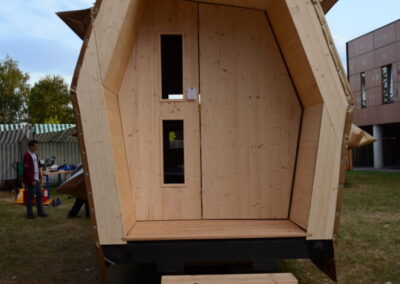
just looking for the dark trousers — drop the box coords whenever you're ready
[68,198,89,218]
[26,182,45,216]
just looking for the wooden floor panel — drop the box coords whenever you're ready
[124,220,306,241]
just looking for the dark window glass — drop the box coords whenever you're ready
[161,35,183,100]
[163,120,184,184]
[382,65,394,104]
[361,72,366,108]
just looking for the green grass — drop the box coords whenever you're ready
[0,171,399,283]
[0,190,101,284]
[281,171,400,284]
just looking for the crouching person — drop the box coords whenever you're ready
[23,140,48,219]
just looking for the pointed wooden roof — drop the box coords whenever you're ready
[321,0,338,13]
[56,8,92,40]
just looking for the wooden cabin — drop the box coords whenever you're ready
[59,0,352,280]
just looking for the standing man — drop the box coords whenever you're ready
[23,140,48,219]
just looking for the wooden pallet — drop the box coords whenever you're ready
[162,273,298,284]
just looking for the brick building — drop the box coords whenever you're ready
[347,20,400,169]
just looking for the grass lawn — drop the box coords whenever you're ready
[280,170,400,284]
[0,171,399,283]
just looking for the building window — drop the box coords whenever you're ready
[360,72,366,108]
[381,65,394,104]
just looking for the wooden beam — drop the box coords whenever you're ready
[162,273,298,284]
[306,105,342,239]
[75,34,126,245]
[290,104,323,229]
[103,89,136,234]
[190,0,272,10]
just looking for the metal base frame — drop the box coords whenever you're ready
[102,237,337,281]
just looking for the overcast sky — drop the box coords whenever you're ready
[0,0,400,87]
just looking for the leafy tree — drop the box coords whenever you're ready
[27,75,75,124]
[0,56,30,123]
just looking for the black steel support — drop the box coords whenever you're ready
[101,238,336,281]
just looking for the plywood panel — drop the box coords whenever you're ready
[267,0,322,107]
[289,104,323,230]
[307,105,342,239]
[118,0,201,221]
[124,220,306,241]
[94,0,146,93]
[268,0,349,239]
[162,273,298,284]
[76,35,125,244]
[281,0,348,135]
[200,4,302,219]
[103,90,135,233]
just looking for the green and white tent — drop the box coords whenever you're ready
[0,123,81,187]
[0,123,76,144]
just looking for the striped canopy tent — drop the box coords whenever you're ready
[0,123,33,144]
[34,124,76,143]
[0,124,76,144]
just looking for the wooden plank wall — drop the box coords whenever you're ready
[199,3,301,219]
[268,0,348,239]
[94,0,146,92]
[73,0,147,244]
[103,89,136,233]
[73,0,349,243]
[289,104,323,229]
[118,0,202,221]
[75,35,125,244]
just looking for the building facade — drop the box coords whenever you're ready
[347,20,400,168]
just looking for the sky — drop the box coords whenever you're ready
[0,0,400,87]
[326,0,400,71]
[0,0,94,85]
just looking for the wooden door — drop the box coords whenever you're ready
[119,0,201,221]
[199,4,302,219]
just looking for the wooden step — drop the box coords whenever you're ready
[123,220,306,241]
[162,273,298,284]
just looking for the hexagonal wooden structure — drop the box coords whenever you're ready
[60,0,352,279]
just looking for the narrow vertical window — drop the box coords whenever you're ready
[360,72,366,108]
[163,120,184,184]
[161,35,183,100]
[382,65,394,104]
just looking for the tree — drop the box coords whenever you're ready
[0,56,30,123]
[27,75,75,124]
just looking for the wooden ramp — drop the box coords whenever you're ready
[162,273,298,284]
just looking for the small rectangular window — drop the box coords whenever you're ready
[382,65,394,104]
[161,35,183,100]
[163,120,184,184]
[360,72,366,108]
